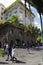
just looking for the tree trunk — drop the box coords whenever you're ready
[40,13,43,44]
[28,0,32,24]
[40,13,42,29]
[24,0,27,32]
[25,0,26,26]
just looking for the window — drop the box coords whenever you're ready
[1,13,3,15]
[6,13,11,19]
[26,15,30,19]
[5,17,7,19]
[14,11,17,14]
[20,7,22,10]
[5,14,7,19]
[19,11,23,20]
[8,14,11,19]
[1,17,3,20]
[26,17,30,26]
[14,10,17,15]
[20,20,23,24]
[10,29,14,34]
[2,8,4,10]
[9,14,11,17]
[19,32,22,36]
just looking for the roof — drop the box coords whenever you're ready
[4,0,35,17]
[0,3,5,8]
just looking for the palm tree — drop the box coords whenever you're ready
[24,0,33,33]
[19,23,25,29]
[25,0,43,29]
[24,0,32,32]
[30,0,43,43]
[6,15,25,29]
[24,0,43,43]
[27,24,41,46]
[6,15,20,26]
[30,0,43,29]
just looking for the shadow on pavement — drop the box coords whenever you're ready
[16,60,26,64]
[31,47,43,51]
[29,53,35,55]
[0,62,9,64]
[34,47,43,51]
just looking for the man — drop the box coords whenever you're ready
[12,46,17,63]
[6,43,12,61]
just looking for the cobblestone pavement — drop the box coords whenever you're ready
[0,47,43,65]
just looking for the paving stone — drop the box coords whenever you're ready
[0,47,43,65]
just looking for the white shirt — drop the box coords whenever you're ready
[6,44,8,49]
[12,48,16,57]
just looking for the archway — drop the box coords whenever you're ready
[16,39,22,47]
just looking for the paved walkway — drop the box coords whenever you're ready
[0,47,43,65]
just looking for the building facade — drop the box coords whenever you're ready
[0,22,37,48]
[0,0,34,26]
[0,3,5,21]
[0,0,35,47]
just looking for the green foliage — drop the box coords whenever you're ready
[27,24,41,37]
[27,23,32,30]
[0,49,5,57]
[19,23,25,28]
[0,21,6,24]
[6,15,25,29]
[37,35,41,42]
[11,15,20,24]
[6,15,20,25]
[27,24,40,31]
[0,15,25,29]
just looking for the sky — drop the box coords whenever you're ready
[0,0,41,29]
[31,6,41,29]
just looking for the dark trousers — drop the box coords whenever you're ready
[7,52,12,60]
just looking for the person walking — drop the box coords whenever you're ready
[26,41,30,54]
[5,42,9,61]
[3,42,6,52]
[6,43,12,61]
[12,46,17,63]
